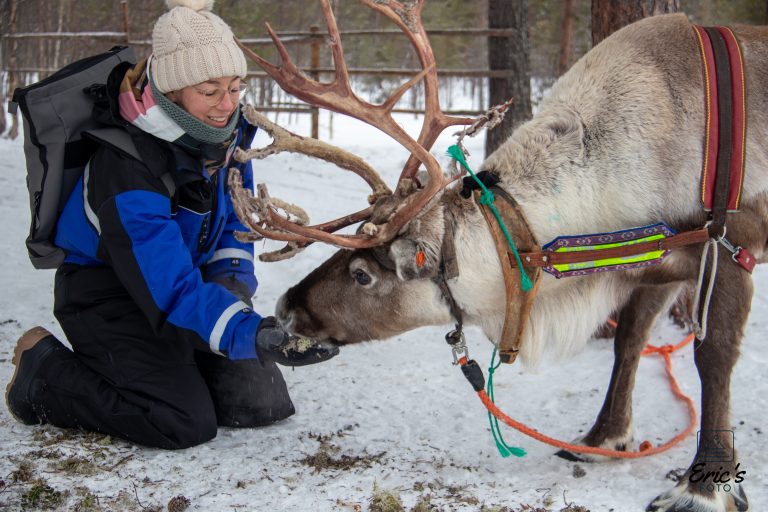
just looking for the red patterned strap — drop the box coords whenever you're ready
[692,25,747,213]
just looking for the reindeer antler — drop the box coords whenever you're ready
[231,0,474,253]
[237,105,391,206]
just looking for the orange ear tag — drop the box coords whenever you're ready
[416,250,426,268]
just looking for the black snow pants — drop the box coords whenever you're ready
[31,264,294,449]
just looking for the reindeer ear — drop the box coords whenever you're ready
[389,238,440,281]
[545,110,585,157]
[413,169,430,188]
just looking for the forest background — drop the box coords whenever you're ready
[2,0,767,142]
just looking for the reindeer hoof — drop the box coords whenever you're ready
[646,482,749,512]
[554,449,589,462]
[554,439,629,463]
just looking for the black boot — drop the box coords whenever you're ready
[5,327,68,425]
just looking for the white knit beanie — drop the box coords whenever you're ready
[151,0,247,93]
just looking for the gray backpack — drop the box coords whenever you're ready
[9,46,140,269]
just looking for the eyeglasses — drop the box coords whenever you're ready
[193,83,248,106]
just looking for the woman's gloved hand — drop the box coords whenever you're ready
[255,316,339,366]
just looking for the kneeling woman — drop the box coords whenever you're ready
[6,0,337,449]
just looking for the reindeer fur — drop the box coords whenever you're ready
[277,14,767,512]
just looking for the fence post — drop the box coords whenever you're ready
[309,24,320,139]
[121,1,130,46]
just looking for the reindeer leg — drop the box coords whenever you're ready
[648,255,751,512]
[557,282,684,462]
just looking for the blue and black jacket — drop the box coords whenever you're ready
[54,104,263,360]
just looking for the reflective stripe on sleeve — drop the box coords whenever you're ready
[208,248,254,264]
[209,300,250,355]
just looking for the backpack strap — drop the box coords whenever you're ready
[83,127,141,161]
[159,173,176,199]
[83,127,176,197]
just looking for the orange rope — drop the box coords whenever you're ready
[464,326,698,458]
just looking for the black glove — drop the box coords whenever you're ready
[459,170,500,198]
[255,316,339,367]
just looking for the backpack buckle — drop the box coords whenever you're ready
[82,84,107,101]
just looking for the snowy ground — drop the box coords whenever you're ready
[0,110,766,512]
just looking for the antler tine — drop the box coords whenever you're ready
[236,24,297,81]
[232,185,376,262]
[380,64,434,113]
[319,0,352,93]
[258,243,308,262]
[228,170,307,243]
[360,0,474,180]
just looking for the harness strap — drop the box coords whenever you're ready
[473,185,714,362]
[475,187,542,364]
[436,278,463,330]
[692,25,747,233]
[708,26,733,238]
[690,25,753,334]
[435,208,464,331]
[513,228,711,269]
[441,211,460,281]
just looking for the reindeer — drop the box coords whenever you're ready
[230,2,768,511]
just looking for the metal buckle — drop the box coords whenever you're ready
[445,327,468,365]
[716,230,743,263]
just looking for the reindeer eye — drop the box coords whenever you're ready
[353,269,372,286]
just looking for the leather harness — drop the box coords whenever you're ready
[474,188,542,364]
[692,25,747,237]
[459,24,753,364]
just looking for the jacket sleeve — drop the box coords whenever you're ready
[88,147,261,360]
[201,157,257,296]
[202,119,258,296]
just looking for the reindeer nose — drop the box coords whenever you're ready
[275,287,323,339]
[276,292,309,336]
[275,294,292,328]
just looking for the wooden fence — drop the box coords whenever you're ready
[3,10,514,139]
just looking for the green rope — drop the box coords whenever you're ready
[487,346,526,458]
[447,145,532,291]
[448,144,528,458]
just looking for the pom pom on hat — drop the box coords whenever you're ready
[152,0,246,93]
[165,0,214,12]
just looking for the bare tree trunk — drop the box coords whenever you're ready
[591,0,679,47]
[7,0,19,139]
[485,0,530,157]
[558,0,575,76]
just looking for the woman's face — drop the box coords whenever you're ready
[166,76,244,128]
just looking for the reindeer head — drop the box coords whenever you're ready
[275,191,455,343]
